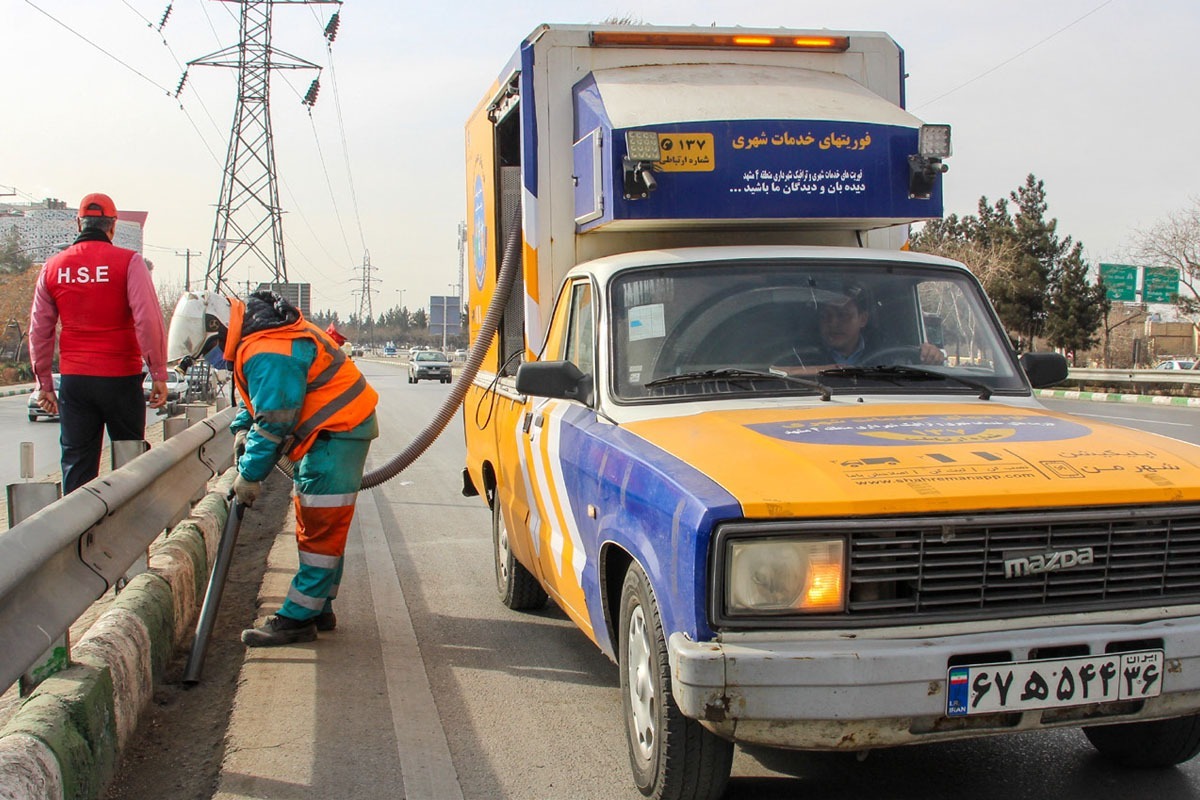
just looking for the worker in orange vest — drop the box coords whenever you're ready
[168,289,378,646]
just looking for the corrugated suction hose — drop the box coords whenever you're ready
[272,211,522,489]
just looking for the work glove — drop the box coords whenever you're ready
[234,429,248,459]
[233,474,262,507]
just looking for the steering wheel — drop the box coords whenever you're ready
[860,344,926,366]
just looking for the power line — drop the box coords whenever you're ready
[915,0,1116,110]
[120,0,155,27]
[324,43,367,254]
[23,0,174,95]
[24,0,224,166]
[306,112,357,266]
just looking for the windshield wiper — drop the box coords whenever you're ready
[645,368,832,401]
[819,365,992,400]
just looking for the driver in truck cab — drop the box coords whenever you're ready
[783,283,944,371]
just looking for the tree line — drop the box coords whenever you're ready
[307,306,468,350]
[910,173,1109,357]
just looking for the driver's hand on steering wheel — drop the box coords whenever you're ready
[919,342,946,364]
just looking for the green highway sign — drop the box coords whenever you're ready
[1099,263,1138,302]
[1143,266,1180,304]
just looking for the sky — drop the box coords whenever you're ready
[4,0,1199,320]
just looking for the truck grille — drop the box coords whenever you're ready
[846,506,1200,621]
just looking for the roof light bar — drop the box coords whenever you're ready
[591,31,850,52]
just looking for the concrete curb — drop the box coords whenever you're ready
[0,471,234,800]
[0,384,35,399]
[1036,388,1200,407]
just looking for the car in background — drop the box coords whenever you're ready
[384,345,397,356]
[408,350,452,383]
[453,348,469,362]
[27,374,61,422]
[143,372,189,402]
[1155,359,1195,370]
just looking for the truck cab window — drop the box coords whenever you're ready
[564,281,595,376]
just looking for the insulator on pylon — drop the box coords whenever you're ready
[324,12,340,43]
[302,79,320,107]
[174,70,188,98]
[157,3,173,31]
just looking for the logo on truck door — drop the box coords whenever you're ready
[473,173,488,290]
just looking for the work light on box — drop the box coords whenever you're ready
[625,130,662,162]
[918,124,952,159]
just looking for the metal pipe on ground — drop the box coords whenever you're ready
[182,497,245,684]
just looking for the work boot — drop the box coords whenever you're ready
[315,610,337,631]
[241,614,317,647]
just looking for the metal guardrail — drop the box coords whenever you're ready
[0,406,237,692]
[1068,367,1200,387]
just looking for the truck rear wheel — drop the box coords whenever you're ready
[1084,714,1200,767]
[619,562,733,800]
[492,496,547,610]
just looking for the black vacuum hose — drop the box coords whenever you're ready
[272,211,522,489]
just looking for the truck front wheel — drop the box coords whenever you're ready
[1084,714,1200,767]
[492,496,547,610]
[619,563,733,800]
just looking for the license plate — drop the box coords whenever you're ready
[947,650,1163,717]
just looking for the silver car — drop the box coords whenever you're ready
[27,374,61,422]
[408,350,452,383]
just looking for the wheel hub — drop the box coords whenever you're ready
[626,604,656,761]
[496,515,510,585]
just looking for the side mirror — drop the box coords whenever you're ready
[515,360,594,405]
[1019,352,1070,388]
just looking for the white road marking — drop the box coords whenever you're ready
[356,486,464,800]
[1073,411,1192,428]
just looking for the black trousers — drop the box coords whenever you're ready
[58,373,146,494]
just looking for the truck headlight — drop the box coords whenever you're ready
[725,538,845,614]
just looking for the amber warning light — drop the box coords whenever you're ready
[591,31,850,52]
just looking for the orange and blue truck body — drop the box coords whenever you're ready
[462,23,1200,798]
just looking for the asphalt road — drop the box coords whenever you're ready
[109,376,1200,799]
[0,388,61,487]
[0,389,177,490]
[1041,396,1200,447]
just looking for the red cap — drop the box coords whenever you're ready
[77,192,117,218]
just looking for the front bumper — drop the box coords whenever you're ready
[415,367,451,379]
[668,612,1200,749]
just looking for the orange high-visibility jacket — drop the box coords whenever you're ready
[228,298,378,461]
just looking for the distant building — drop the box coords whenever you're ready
[428,294,462,339]
[1,200,146,261]
[255,281,311,316]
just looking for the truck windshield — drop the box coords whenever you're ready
[609,259,1027,402]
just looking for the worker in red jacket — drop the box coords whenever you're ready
[28,192,168,493]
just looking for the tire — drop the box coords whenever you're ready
[28,412,36,422]
[492,496,547,610]
[1084,714,1200,767]
[620,563,733,800]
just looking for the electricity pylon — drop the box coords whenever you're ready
[187,0,339,295]
[353,250,378,345]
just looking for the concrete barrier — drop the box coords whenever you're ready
[0,472,233,800]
